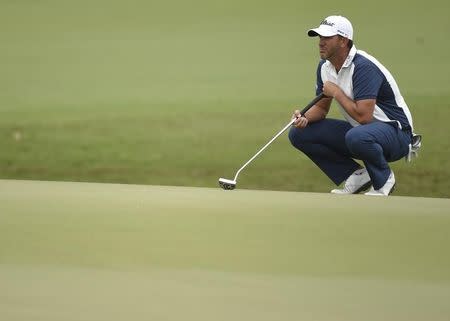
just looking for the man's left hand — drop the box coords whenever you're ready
[323,81,341,98]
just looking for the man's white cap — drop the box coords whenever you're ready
[307,15,353,40]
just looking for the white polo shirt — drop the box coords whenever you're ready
[316,45,414,131]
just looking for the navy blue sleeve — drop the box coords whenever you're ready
[315,60,326,96]
[353,61,384,100]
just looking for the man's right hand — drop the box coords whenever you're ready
[292,110,309,128]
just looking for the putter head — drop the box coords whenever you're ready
[218,178,237,190]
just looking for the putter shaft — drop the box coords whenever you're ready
[232,119,294,182]
[220,93,325,189]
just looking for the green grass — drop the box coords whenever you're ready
[1,179,450,321]
[1,0,450,197]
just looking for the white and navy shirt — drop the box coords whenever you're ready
[316,45,414,131]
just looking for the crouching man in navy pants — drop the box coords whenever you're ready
[289,15,416,196]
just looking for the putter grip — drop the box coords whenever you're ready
[299,93,325,115]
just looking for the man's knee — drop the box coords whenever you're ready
[288,126,303,149]
[345,127,372,153]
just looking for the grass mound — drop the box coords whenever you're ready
[1,179,449,320]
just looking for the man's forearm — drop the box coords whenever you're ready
[333,90,357,115]
[333,89,374,124]
[304,104,328,123]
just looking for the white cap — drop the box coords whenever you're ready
[307,15,353,40]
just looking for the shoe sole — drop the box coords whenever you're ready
[388,183,396,195]
[365,183,396,196]
[353,181,372,194]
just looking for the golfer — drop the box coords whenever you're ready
[289,15,417,196]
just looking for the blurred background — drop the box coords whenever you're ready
[1,0,449,197]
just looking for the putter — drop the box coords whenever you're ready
[219,93,325,190]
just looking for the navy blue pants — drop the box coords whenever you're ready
[288,119,412,189]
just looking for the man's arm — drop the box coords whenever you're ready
[292,96,332,128]
[323,81,375,124]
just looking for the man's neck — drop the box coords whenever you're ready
[330,48,351,73]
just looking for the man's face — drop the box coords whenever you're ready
[318,35,343,60]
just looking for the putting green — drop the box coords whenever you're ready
[1,180,449,320]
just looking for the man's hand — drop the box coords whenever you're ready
[323,81,341,98]
[292,110,309,128]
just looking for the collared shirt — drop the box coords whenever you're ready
[315,45,414,131]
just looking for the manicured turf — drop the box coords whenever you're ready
[2,1,449,319]
[1,180,449,320]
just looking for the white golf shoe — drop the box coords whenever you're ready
[331,168,372,194]
[364,171,396,196]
